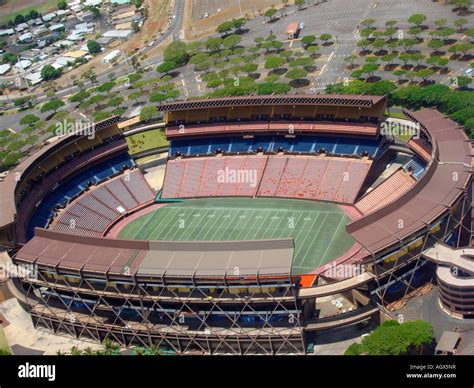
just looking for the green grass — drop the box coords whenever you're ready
[126,128,169,155]
[0,326,10,355]
[118,197,355,275]
[0,0,58,25]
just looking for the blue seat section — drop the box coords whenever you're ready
[170,135,382,158]
[26,153,134,240]
[403,156,426,180]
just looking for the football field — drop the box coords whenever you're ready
[118,198,355,275]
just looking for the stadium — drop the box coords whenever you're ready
[0,94,472,355]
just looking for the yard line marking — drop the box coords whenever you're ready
[293,211,322,267]
[298,212,329,269]
[149,207,180,239]
[319,213,347,264]
[201,209,226,240]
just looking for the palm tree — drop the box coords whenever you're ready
[101,339,120,356]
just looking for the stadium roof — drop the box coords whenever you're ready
[156,94,387,112]
[14,229,295,280]
[348,108,472,254]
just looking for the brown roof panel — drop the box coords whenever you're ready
[349,108,472,253]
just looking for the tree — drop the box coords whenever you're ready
[2,53,17,64]
[393,69,407,81]
[205,37,223,53]
[361,63,380,78]
[289,57,313,68]
[264,8,278,20]
[345,320,434,355]
[428,39,444,52]
[381,53,397,67]
[222,34,241,50]
[454,18,469,32]
[216,21,234,35]
[285,68,308,81]
[458,43,473,56]
[295,0,306,10]
[20,114,40,127]
[69,91,90,104]
[41,99,65,114]
[41,65,62,81]
[14,15,25,25]
[264,56,285,71]
[87,40,101,55]
[57,0,67,10]
[240,63,258,75]
[108,96,123,108]
[149,92,167,103]
[399,38,417,52]
[408,13,427,27]
[449,0,472,11]
[320,34,333,45]
[301,35,316,47]
[344,55,358,69]
[164,40,187,65]
[361,18,376,28]
[408,27,423,40]
[434,18,447,28]
[385,20,398,28]
[156,60,176,75]
[417,68,435,83]
[357,39,371,51]
[438,27,455,42]
[410,52,425,66]
[232,18,246,33]
[452,76,472,90]
[96,81,115,93]
[426,56,449,68]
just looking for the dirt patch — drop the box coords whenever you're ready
[184,0,286,41]
[122,0,173,51]
[0,0,57,25]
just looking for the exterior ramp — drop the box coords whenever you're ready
[423,243,474,276]
[305,306,379,331]
[298,271,374,299]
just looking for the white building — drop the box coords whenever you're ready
[15,23,29,32]
[0,29,14,36]
[18,32,34,43]
[102,29,132,39]
[102,49,121,64]
[53,40,74,48]
[25,72,43,85]
[49,23,65,32]
[14,60,32,71]
[0,64,11,75]
[42,12,57,22]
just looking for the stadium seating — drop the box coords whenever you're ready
[355,170,416,215]
[162,155,268,198]
[258,156,372,203]
[25,153,136,239]
[169,135,382,158]
[52,169,156,237]
[162,154,372,204]
[402,156,426,180]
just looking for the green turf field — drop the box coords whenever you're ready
[118,198,355,275]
